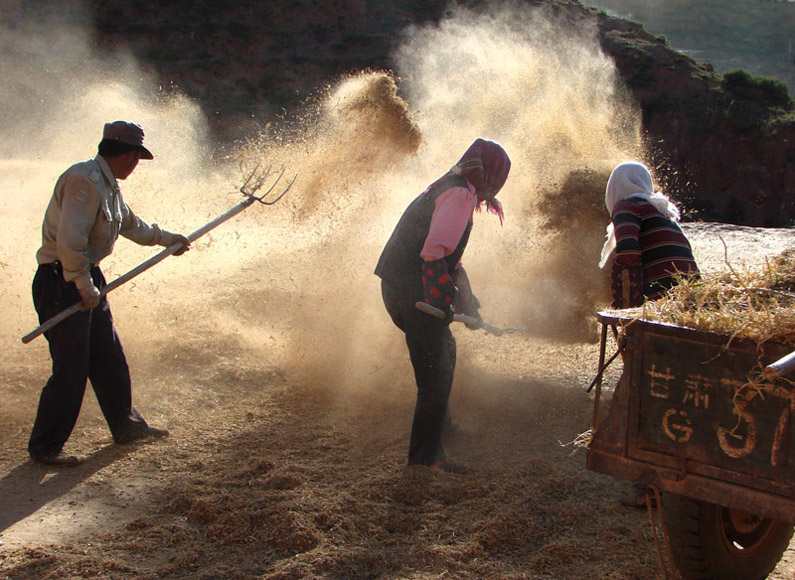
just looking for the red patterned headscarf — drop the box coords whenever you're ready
[451,138,511,224]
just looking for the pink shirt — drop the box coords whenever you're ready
[420,183,478,265]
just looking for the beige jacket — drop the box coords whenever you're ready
[36,155,166,292]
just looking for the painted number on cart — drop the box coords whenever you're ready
[646,365,772,460]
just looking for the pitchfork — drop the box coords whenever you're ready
[21,165,295,344]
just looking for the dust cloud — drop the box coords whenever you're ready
[1,2,643,421]
[395,3,642,340]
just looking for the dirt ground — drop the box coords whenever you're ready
[1,221,793,580]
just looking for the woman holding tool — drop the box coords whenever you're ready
[375,138,511,471]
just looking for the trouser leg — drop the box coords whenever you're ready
[29,265,91,457]
[405,322,455,465]
[442,404,453,432]
[381,280,455,466]
[86,268,149,442]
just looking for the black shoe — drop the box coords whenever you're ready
[115,426,169,445]
[30,452,82,467]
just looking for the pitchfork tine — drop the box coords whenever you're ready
[257,169,296,205]
[239,163,264,195]
[240,164,272,197]
[239,164,293,204]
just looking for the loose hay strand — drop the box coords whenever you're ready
[559,429,592,454]
[640,247,795,347]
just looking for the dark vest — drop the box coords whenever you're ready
[374,173,472,299]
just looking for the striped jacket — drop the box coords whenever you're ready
[611,196,699,307]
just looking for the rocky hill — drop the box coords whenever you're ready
[597,11,795,227]
[7,0,795,226]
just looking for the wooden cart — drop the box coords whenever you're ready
[587,311,795,580]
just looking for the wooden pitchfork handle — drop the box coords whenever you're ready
[21,190,278,344]
[415,302,505,337]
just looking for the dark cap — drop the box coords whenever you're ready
[102,120,154,159]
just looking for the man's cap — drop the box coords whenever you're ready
[102,120,154,159]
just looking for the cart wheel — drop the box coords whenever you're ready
[662,492,794,580]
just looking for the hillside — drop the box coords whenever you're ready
[2,0,793,226]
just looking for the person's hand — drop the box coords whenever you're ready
[171,234,190,256]
[78,285,101,310]
[440,305,455,325]
[161,231,190,256]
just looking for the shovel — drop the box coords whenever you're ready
[414,302,514,337]
[22,165,294,344]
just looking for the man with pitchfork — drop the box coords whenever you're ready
[29,121,190,466]
[375,138,511,472]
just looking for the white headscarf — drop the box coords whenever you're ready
[598,162,681,268]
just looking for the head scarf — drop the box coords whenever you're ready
[598,162,681,268]
[450,138,511,224]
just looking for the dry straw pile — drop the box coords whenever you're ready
[639,247,795,347]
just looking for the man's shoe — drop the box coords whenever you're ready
[115,426,169,445]
[30,452,82,467]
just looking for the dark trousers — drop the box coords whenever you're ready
[29,263,149,457]
[381,280,456,466]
